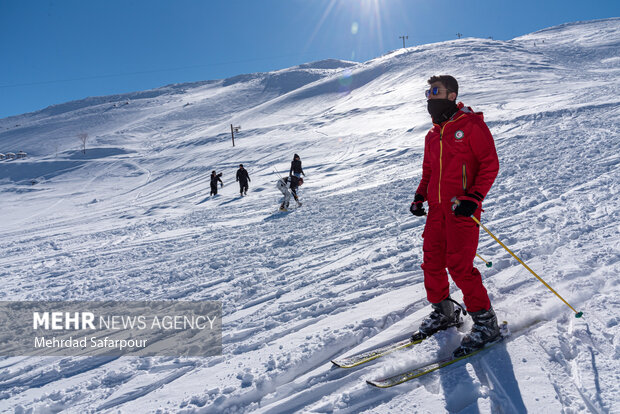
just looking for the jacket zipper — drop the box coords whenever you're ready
[438,114,466,204]
[439,135,443,203]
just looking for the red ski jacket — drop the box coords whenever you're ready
[416,103,499,207]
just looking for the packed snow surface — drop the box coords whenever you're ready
[0,18,619,413]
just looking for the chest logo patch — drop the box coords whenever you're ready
[454,130,465,140]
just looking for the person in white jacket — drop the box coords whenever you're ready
[276,177,302,211]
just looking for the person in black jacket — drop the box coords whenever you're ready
[236,164,251,196]
[210,170,223,196]
[289,153,305,199]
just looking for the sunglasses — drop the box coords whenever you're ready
[425,87,451,98]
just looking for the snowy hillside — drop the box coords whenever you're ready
[0,17,619,413]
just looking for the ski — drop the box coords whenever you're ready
[367,322,509,388]
[332,336,425,369]
[331,317,463,369]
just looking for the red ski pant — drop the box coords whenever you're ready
[421,204,491,313]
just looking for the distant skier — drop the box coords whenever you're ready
[276,177,291,211]
[276,176,302,211]
[410,75,500,356]
[288,153,305,201]
[236,164,251,196]
[210,170,223,196]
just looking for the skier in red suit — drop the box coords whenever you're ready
[410,75,501,354]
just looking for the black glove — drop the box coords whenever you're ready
[453,200,477,217]
[452,194,482,217]
[410,194,426,216]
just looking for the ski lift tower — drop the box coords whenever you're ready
[231,124,241,147]
[399,35,408,48]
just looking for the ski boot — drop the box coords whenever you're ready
[412,297,464,341]
[453,307,501,357]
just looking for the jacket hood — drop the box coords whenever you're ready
[457,102,485,121]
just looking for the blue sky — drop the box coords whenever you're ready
[1,0,618,119]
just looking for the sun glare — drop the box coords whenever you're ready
[304,0,404,62]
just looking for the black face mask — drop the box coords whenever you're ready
[427,99,458,124]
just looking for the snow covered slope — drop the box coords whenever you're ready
[0,18,619,413]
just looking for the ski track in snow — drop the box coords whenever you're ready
[0,18,619,413]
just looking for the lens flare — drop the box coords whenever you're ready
[302,0,403,63]
[339,69,353,86]
[338,69,354,95]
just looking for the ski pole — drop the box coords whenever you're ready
[470,215,583,318]
[273,168,284,180]
[476,253,493,268]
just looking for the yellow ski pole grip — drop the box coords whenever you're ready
[470,215,583,318]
